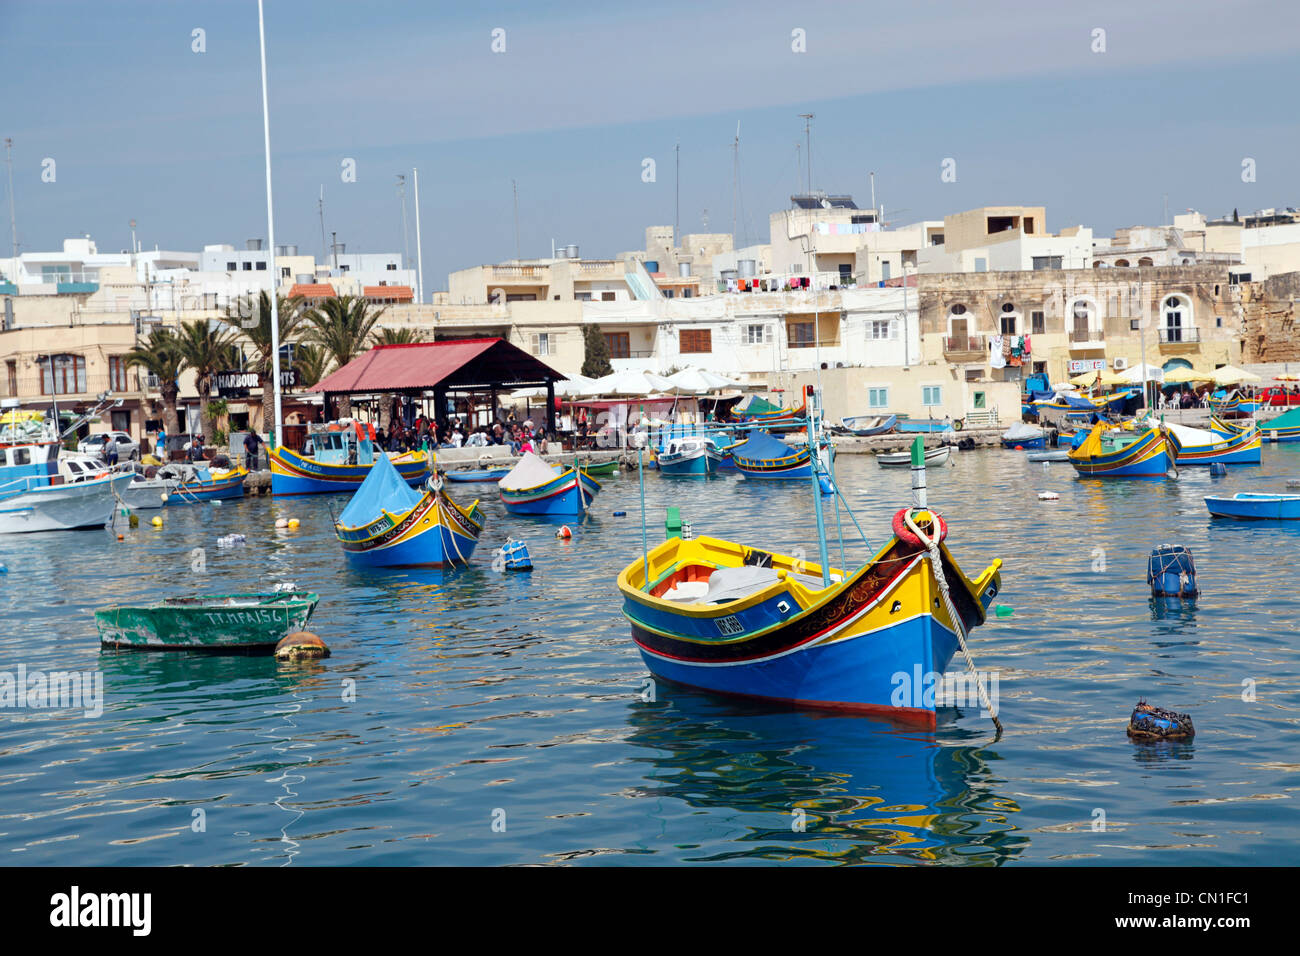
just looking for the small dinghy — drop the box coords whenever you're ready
[876,444,952,468]
[1001,422,1046,450]
[1205,492,1300,520]
[95,591,320,652]
[840,414,897,437]
[1026,449,1071,462]
[578,458,621,477]
[442,468,510,482]
[499,452,600,515]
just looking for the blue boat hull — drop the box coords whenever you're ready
[1205,493,1300,520]
[639,613,959,717]
[500,469,601,515]
[1001,436,1046,450]
[343,520,480,567]
[165,472,247,504]
[659,454,719,476]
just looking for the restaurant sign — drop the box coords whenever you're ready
[212,368,298,397]
[1067,359,1106,373]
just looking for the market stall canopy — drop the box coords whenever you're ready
[310,337,564,395]
[665,367,744,394]
[1070,369,1128,387]
[578,369,676,397]
[1212,365,1261,386]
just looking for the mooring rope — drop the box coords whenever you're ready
[904,508,1003,735]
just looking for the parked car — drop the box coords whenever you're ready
[78,430,140,461]
[1258,386,1300,407]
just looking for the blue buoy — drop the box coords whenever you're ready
[499,538,532,571]
[1147,545,1197,598]
[613,511,627,517]
[1209,462,1227,477]
[1127,700,1194,740]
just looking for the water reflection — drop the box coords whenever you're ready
[622,685,1028,865]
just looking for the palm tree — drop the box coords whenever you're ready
[231,291,304,441]
[126,328,185,440]
[373,326,425,346]
[303,295,386,417]
[293,343,331,389]
[176,318,239,444]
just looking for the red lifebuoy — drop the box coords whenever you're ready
[892,507,948,548]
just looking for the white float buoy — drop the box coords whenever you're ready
[275,517,288,529]
[1038,491,1060,501]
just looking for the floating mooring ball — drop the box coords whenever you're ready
[287,518,300,529]
[275,517,288,529]
[275,632,330,662]
[151,516,164,528]
[556,525,573,539]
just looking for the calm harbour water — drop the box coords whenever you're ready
[2,447,1299,866]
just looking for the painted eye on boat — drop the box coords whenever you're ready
[890,600,901,613]
[777,601,791,614]
[934,598,941,608]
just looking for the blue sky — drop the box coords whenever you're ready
[4,0,1299,289]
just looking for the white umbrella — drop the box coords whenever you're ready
[665,367,743,394]
[1123,363,1165,385]
[579,369,676,397]
[1212,365,1261,386]
[509,374,596,400]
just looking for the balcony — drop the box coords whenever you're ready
[489,265,544,281]
[943,335,985,360]
[1158,327,1200,345]
[1069,327,1104,348]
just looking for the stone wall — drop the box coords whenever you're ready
[1241,272,1300,362]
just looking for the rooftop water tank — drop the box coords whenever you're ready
[738,259,756,277]
[679,262,692,277]
[295,274,314,284]
[644,260,660,273]
[276,244,298,256]
[566,244,579,259]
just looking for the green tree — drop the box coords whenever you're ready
[293,343,331,388]
[303,295,385,417]
[373,326,426,345]
[581,324,613,378]
[231,291,304,442]
[126,328,186,439]
[176,318,239,443]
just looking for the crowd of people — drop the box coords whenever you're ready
[377,415,548,455]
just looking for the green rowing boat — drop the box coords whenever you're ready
[95,592,320,652]
[580,459,620,477]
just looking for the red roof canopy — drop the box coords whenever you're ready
[289,283,335,298]
[310,337,564,395]
[363,285,413,300]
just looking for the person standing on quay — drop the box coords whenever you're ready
[243,430,263,471]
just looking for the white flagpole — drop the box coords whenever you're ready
[413,167,425,305]
[258,0,284,448]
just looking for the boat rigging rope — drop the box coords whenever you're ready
[903,508,1003,736]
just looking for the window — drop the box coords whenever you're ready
[42,354,86,394]
[109,356,129,391]
[226,261,236,271]
[605,332,630,359]
[683,288,693,298]
[1032,256,1063,270]
[601,292,616,302]
[868,387,889,409]
[788,321,816,348]
[531,333,553,356]
[506,293,537,302]
[1000,315,1017,335]
[922,386,942,406]
[681,329,712,354]
[386,263,397,271]
[281,267,291,278]
[1216,316,1224,328]
[5,360,15,397]
[242,261,252,271]
[973,391,986,409]
[974,258,987,273]
[575,292,592,301]
[14,447,30,465]
[745,324,769,345]
[663,289,674,298]
[340,265,350,272]
[255,261,267,271]
[838,263,852,280]
[871,320,893,340]
[1024,217,1035,234]
[950,303,967,315]
[1031,310,1045,334]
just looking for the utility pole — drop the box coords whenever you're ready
[331,231,338,272]
[257,0,284,449]
[870,172,876,220]
[799,113,815,195]
[397,174,410,271]
[731,122,739,245]
[317,185,327,268]
[4,138,16,266]
[674,141,680,246]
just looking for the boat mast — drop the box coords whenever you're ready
[806,385,830,586]
[257,0,284,449]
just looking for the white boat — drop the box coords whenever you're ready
[876,444,953,468]
[1026,449,1071,462]
[119,474,172,510]
[657,435,723,476]
[0,409,134,533]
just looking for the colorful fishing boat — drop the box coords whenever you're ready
[1162,420,1261,465]
[498,451,601,515]
[1209,415,1250,437]
[1205,492,1300,520]
[335,455,483,568]
[1210,390,1243,418]
[1256,406,1300,442]
[578,458,621,477]
[1068,424,1171,478]
[164,464,247,504]
[730,394,806,432]
[616,506,1002,727]
[95,591,320,652]
[730,431,834,493]
[269,420,430,494]
[841,414,897,437]
[657,435,723,476]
